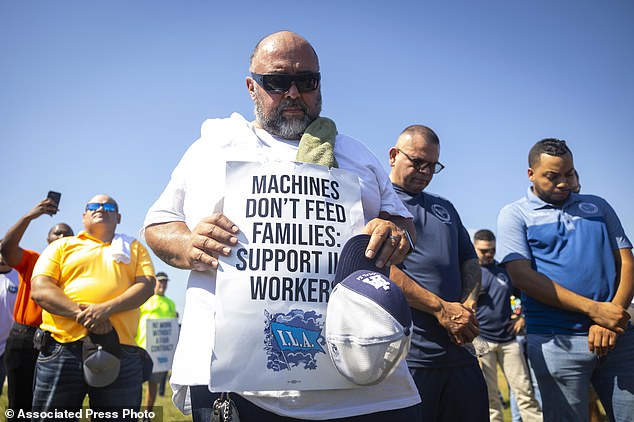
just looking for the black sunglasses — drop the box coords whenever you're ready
[398,149,445,174]
[250,72,320,93]
[86,202,118,212]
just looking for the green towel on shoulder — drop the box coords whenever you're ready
[295,117,338,168]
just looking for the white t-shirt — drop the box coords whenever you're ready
[143,113,420,419]
[0,269,19,355]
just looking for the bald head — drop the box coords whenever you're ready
[249,31,319,73]
[389,124,442,194]
[82,193,121,242]
[396,125,440,149]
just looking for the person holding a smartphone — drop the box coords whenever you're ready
[0,196,73,413]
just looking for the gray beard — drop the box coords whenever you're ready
[254,92,322,140]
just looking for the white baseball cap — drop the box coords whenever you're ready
[326,234,412,385]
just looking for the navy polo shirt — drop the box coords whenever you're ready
[394,185,478,368]
[476,263,515,343]
[497,187,632,335]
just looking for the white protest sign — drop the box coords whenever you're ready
[145,318,179,373]
[211,161,365,391]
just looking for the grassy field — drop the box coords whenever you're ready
[2,376,507,421]
[0,370,607,421]
[0,381,192,422]
[0,375,511,422]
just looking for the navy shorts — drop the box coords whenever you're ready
[409,363,489,421]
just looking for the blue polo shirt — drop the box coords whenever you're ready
[395,185,478,368]
[476,263,516,343]
[497,187,632,335]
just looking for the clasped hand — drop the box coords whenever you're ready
[586,301,631,356]
[437,301,480,345]
[76,303,113,334]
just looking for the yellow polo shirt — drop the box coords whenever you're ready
[33,231,155,345]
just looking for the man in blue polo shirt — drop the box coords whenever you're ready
[388,125,488,421]
[497,138,634,422]
[473,229,542,422]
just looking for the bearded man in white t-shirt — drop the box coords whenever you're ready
[143,30,420,422]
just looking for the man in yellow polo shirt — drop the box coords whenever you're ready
[30,194,155,419]
[136,271,178,416]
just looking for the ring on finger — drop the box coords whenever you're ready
[388,235,399,245]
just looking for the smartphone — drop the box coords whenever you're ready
[47,190,61,214]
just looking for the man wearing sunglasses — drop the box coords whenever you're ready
[388,125,489,422]
[1,197,74,414]
[29,194,155,418]
[143,31,420,421]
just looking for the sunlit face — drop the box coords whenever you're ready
[155,279,168,296]
[82,194,121,234]
[247,36,321,139]
[528,153,575,206]
[389,135,440,194]
[474,239,496,266]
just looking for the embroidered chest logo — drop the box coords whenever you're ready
[431,204,452,224]
[496,272,509,287]
[359,273,391,290]
[264,309,325,373]
[578,202,599,215]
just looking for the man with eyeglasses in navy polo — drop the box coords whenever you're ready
[29,194,155,419]
[497,139,634,422]
[387,125,489,422]
[143,31,421,421]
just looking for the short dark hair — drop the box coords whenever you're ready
[528,138,573,167]
[156,271,169,281]
[48,223,73,238]
[474,229,496,242]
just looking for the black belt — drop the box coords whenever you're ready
[11,321,38,334]
[53,337,135,350]
[35,330,82,352]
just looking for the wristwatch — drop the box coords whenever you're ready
[403,229,415,255]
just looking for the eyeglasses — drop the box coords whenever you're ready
[476,248,495,254]
[250,72,320,93]
[397,149,445,174]
[85,202,118,212]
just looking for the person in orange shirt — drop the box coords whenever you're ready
[0,197,73,412]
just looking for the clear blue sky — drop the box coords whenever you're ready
[2,1,633,319]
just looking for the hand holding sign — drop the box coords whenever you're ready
[362,216,414,268]
[188,213,240,270]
